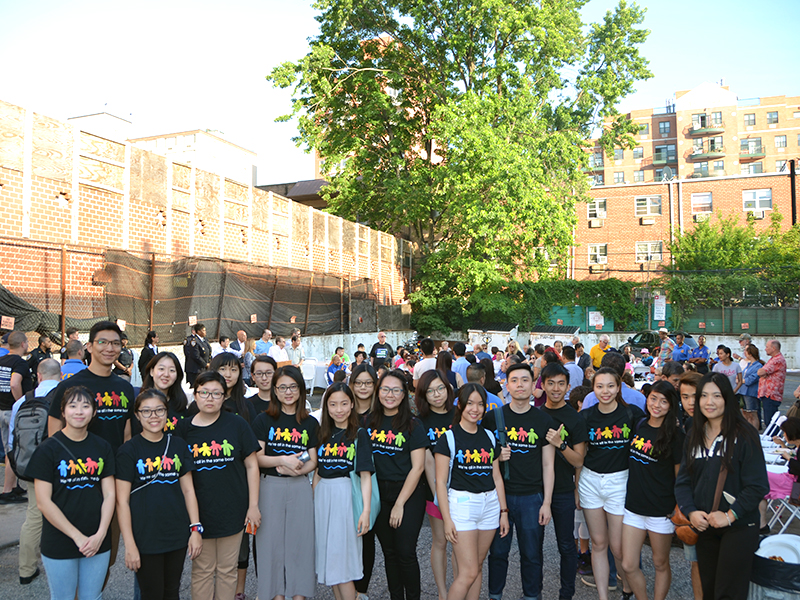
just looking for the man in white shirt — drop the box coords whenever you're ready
[268,336,289,363]
[413,338,437,383]
[212,336,241,358]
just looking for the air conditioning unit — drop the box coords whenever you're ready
[588,219,604,228]
[589,265,606,273]
[640,217,656,225]
[693,213,711,222]
[752,210,766,220]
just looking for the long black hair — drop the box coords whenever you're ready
[142,351,188,413]
[319,382,360,444]
[414,369,454,418]
[369,369,416,432]
[645,380,680,458]
[453,383,487,426]
[268,365,309,423]
[210,352,249,423]
[685,372,758,472]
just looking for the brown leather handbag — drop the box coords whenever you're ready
[672,463,728,546]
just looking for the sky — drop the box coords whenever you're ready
[0,0,797,185]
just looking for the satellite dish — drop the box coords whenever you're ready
[662,166,674,181]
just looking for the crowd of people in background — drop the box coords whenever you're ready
[0,323,797,600]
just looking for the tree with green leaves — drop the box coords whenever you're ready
[270,0,651,332]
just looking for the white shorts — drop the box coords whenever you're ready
[578,467,627,516]
[622,509,675,535]
[447,488,500,531]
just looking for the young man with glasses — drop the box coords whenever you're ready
[47,320,136,579]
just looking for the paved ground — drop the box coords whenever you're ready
[1,374,797,599]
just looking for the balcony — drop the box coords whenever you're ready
[739,145,766,160]
[652,152,677,165]
[690,145,725,160]
[689,119,725,136]
[690,169,726,179]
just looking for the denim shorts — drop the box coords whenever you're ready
[447,488,500,531]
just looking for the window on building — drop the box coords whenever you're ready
[712,111,723,126]
[776,160,787,172]
[635,241,663,263]
[639,123,650,135]
[709,136,723,151]
[633,147,644,159]
[744,113,756,126]
[743,189,772,211]
[594,173,604,186]
[694,162,709,176]
[767,111,779,124]
[713,160,724,172]
[691,192,713,213]
[635,195,662,216]
[693,138,704,152]
[589,244,608,265]
[591,152,604,169]
[613,172,625,184]
[634,170,645,182]
[741,162,764,175]
[659,121,670,135]
[775,135,787,148]
[614,148,624,161]
[655,168,663,181]
[588,199,607,219]
[655,144,676,162]
[794,111,800,119]
[740,137,763,154]
[691,113,706,129]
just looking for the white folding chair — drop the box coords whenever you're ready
[768,497,800,534]
[762,413,786,441]
[301,357,318,394]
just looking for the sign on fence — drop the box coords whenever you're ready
[250,314,257,323]
[653,294,666,321]
[116,319,126,331]
[188,315,197,326]
[0,316,14,329]
[742,323,750,330]
[698,322,706,329]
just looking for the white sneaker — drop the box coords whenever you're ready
[357,594,370,600]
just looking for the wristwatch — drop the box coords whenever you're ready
[190,523,204,534]
[559,441,568,451]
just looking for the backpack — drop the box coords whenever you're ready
[9,389,54,482]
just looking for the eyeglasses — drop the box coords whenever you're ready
[137,407,167,418]
[353,380,374,388]
[275,384,299,394]
[94,339,122,348]
[426,386,447,396]
[253,371,274,378]
[196,390,224,400]
[379,387,403,396]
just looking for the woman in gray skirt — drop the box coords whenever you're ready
[314,382,375,599]
[252,366,319,600]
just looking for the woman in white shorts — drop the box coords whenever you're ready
[621,381,685,600]
[578,368,645,600]
[434,384,509,600]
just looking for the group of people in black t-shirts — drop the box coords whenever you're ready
[17,320,772,600]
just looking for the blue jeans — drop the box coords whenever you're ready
[42,551,110,600]
[488,492,544,600]
[762,398,781,429]
[550,492,578,599]
[743,396,762,427]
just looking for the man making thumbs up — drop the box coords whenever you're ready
[542,362,588,600]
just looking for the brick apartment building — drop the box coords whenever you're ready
[575,82,800,282]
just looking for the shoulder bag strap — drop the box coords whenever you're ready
[712,464,728,512]
[494,405,509,479]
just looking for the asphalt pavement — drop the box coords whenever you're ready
[1,373,797,599]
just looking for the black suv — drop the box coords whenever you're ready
[625,330,698,354]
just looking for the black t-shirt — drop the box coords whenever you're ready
[626,421,685,517]
[482,404,555,495]
[116,434,196,553]
[0,354,33,410]
[175,411,260,539]
[223,397,258,425]
[248,394,271,415]
[251,410,319,477]
[26,431,115,559]
[421,409,456,451]
[541,403,589,494]
[48,369,135,452]
[131,405,190,436]
[369,343,395,368]
[583,403,645,474]
[434,424,499,493]
[317,427,374,479]
[368,415,428,482]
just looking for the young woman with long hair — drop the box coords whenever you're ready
[242,338,256,387]
[479,358,502,396]
[415,369,457,600]
[621,381,684,600]
[176,371,261,600]
[314,382,374,600]
[253,365,319,600]
[140,352,189,434]
[578,367,645,600]
[675,372,769,600]
[436,350,458,391]
[27,386,117,600]
[349,362,379,599]
[368,370,428,600]
[209,353,257,424]
[741,344,765,428]
[435,384,509,600]
[116,389,202,600]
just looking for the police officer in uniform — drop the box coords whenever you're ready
[184,323,211,385]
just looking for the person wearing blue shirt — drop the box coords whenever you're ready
[580,352,646,411]
[741,345,763,427]
[451,342,470,386]
[688,334,710,374]
[60,340,88,379]
[561,347,584,400]
[464,363,503,409]
[671,332,692,363]
[254,329,273,356]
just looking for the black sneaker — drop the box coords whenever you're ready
[12,485,27,497]
[20,567,40,585]
[577,552,593,576]
[0,492,27,504]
